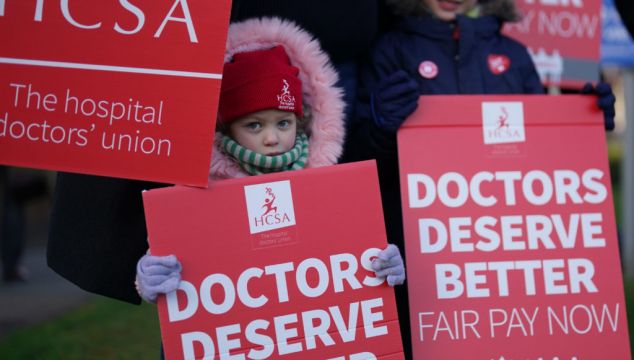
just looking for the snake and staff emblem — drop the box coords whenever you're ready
[281,79,290,96]
[261,187,277,216]
[497,107,509,129]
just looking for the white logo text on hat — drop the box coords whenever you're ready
[277,79,296,111]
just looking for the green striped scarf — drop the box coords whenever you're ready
[220,132,309,175]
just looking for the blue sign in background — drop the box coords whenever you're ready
[602,0,634,67]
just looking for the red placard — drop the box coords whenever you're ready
[398,95,630,359]
[143,161,404,360]
[0,1,231,186]
[503,0,601,88]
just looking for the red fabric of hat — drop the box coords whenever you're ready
[218,46,303,124]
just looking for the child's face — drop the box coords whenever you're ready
[423,0,478,21]
[229,109,298,156]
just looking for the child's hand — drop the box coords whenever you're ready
[135,254,182,303]
[372,244,406,286]
[371,70,419,133]
[581,82,616,131]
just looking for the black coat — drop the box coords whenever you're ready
[344,14,543,258]
[48,175,164,303]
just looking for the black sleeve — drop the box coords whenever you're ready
[47,173,165,304]
[615,0,634,38]
[520,47,546,95]
[341,33,404,165]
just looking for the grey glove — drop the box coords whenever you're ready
[371,244,406,286]
[135,254,182,303]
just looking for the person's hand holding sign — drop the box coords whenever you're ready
[135,253,182,303]
[581,82,616,131]
[372,244,406,286]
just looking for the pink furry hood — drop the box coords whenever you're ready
[210,17,345,179]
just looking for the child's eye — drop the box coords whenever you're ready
[278,119,292,129]
[244,122,261,131]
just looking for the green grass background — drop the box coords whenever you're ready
[0,299,161,359]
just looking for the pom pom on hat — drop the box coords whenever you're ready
[218,46,303,124]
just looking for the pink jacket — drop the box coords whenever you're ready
[210,17,346,179]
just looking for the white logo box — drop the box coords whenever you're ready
[482,101,526,144]
[244,180,296,234]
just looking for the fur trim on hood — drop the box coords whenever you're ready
[386,0,521,23]
[210,17,345,180]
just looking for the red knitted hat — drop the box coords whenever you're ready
[218,46,303,124]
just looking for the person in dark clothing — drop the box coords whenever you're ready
[48,1,387,304]
[1,166,28,283]
[343,2,542,355]
[1,167,49,282]
[342,0,616,357]
[345,0,543,249]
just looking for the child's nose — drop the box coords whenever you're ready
[263,129,279,146]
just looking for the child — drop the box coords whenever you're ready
[135,17,405,314]
[343,0,615,356]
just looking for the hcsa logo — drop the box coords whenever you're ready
[277,79,296,111]
[244,180,296,234]
[481,101,526,144]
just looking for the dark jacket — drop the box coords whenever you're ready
[345,14,544,262]
[48,175,163,303]
[373,15,542,96]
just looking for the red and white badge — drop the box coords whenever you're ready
[418,60,438,79]
[488,54,510,75]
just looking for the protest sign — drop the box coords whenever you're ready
[143,161,404,359]
[504,0,601,88]
[398,95,630,359]
[0,0,231,186]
